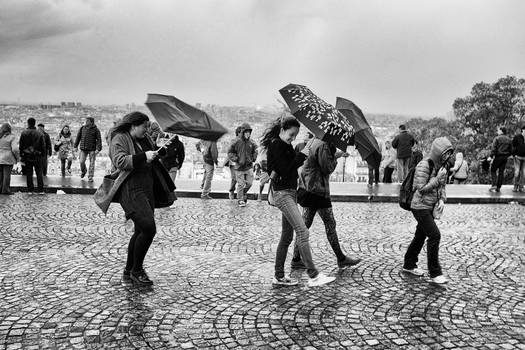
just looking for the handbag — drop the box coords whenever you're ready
[54,142,61,152]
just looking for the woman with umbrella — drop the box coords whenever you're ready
[103,112,175,285]
[261,116,336,287]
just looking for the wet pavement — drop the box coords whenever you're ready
[0,194,524,349]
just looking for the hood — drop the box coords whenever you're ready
[429,137,453,167]
[240,123,252,133]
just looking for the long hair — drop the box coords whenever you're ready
[111,111,149,137]
[60,125,71,138]
[0,123,11,138]
[260,116,300,150]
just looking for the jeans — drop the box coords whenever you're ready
[0,164,13,194]
[236,168,254,201]
[292,207,346,262]
[41,156,48,176]
[120,185,156,273]
[513,156,525,188]
[397,157,411,183]
[368,164,379,185]
[229,166,237,193]
[25,160,44,193]
[404,209,442,278]
[274,189,318,279]
[383,167,394,183]
[490,156,508,189]
[202,163,214,196]
[79,150,97,180]
[60,158,72,176]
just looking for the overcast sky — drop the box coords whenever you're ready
[1,0,524,115]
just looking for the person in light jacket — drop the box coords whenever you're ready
[381,140,396,183]
[94,112,175,286]
[0,123,20,195]
[55,125,76,176]
[450,150,469,184]
[402,137,454,285]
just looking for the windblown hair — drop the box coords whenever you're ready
[111,111,149,136]
[260,116,300,150]
[0,123,11,138]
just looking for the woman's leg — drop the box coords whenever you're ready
[292,207,317,261]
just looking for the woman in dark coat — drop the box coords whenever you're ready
[97,112,175,285]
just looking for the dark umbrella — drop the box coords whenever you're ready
[336,97,381,169]
[279,84,354,151]
[145,93,228,141]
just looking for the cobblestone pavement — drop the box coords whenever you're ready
[0,194,524,349]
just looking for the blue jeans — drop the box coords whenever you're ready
[202,163,214,196]
[274,189,318,279]
[403,209,442,278]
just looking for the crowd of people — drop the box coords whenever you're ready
[2,113,525,288]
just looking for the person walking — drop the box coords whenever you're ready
[0,123,20,195]
[97,111,175,285]
[449,150,469,184]
[228,123,258,207]
[74,117,102,182]
[159,133,185,186]
[511,125,525,192]
[366,152,381,188]
[402,137,454,284]
[199,140,218,200]
[225,126,242,200]
[19,118,46,194]
[488,126,512,193]
[55,125,75,177]
[262,116,335,287]
[392,124,417,182]
[381,140,396,183]
[292,138,361,269]
[37,123,52,176]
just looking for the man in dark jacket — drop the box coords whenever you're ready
[511,125,525,192]
[74,117,102,182]
[392,124,417,182]
[489,126,512,192]
[228,123,258,207]
[159,134,185,185]
[19,118,46,193]
[37,123,52,176]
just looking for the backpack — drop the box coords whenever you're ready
[399,159,434,211]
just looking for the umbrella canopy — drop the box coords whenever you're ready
[145,93,228,141]
[279,84,354,151]
[336,97,382,168]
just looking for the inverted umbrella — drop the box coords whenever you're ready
[279,84,354,151]
[145,93,228,141]
[336,97,381,168]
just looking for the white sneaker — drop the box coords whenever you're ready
[430,275,448,284]
[308,273,336,287]
[402,267,425,276]
[272,276,298,286]
[238,200,246,207]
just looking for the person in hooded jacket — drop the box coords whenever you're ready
[55,125,75,176]
[94,112,175,285]
[402,137,454,284]
[74,117,102,182]
[292,138,361,270]
[224,126,242,200]
[449,150,469,184]
[228,123,258,207]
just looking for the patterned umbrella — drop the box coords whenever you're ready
[145,94,228,141]
[279,84,354,151]
[336,97,381,168]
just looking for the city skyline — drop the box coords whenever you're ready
[1,0,524,116]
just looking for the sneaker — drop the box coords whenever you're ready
[290,259,307,270]
[201,194,213,200]
[337,256,362,269]
[402,267,425,276]
[238,200,246,207]
[308,273,336,287]
[66,169,72,176]
[130,269,153,285]
[87,178,94,183]
[37,191,45,195]
[229,191,235,200]
[272,276,299,286]
[430,275,448,284]
[489,186,499,193]
[80,171,86,179]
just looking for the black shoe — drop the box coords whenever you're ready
[338,256,362,269]
[123,269,132,282]
[130,269,153,285]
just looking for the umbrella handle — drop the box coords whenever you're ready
[156,134,179,151]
